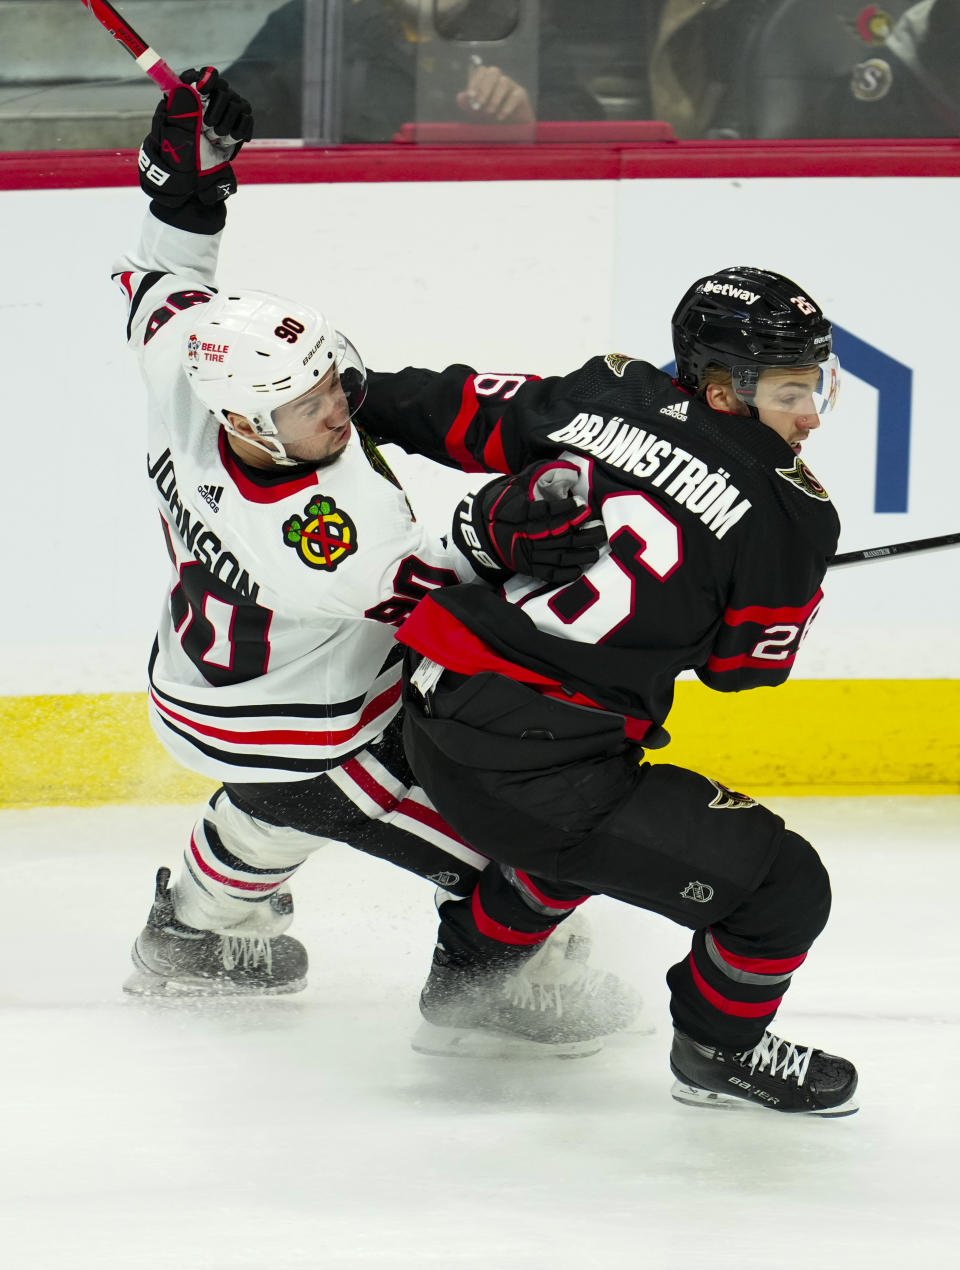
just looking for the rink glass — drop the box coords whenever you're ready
[1,1,953,151]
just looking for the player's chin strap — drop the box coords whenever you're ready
[221,414,299,467]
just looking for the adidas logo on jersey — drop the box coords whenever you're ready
[659,400,690,422]
[198,484,224,513]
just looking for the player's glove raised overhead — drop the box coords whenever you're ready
[453,460,607,585]
[138,67,253,224]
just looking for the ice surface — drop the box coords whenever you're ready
[1,797,957,1269]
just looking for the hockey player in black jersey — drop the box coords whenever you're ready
[360,270,859,1114]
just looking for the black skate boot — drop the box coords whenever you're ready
[670,1028,858,1116]
[411,938,641,1059]
[123,867,308,996]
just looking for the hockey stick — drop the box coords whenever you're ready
[79,0,182,93]
[828,531,960,569]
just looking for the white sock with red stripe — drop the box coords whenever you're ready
[171,792,313,935]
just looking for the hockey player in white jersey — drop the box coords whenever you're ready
[115,68,636,1054]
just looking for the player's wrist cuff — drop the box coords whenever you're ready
[451,493,511,584]
[149,198,227,236]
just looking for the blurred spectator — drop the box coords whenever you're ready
[810,0,960,138]
[649,0,754,139]
[225,0,604,141]
[543,0,661,120]
[651,0,958,140]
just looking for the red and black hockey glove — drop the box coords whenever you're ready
[138,67,253,212]
[452,460,607,586]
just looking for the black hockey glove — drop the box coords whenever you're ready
[452,460,606,586]
[138,67,253,214]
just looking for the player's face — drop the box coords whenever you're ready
[272,367,352,464]
[753,366,824,454]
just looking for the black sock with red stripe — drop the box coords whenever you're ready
[436,865,590,970]
[667,927,810,1050]
[667,827,832,1049]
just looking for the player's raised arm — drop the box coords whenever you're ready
[111,68,253,346]
[138,66,251,230]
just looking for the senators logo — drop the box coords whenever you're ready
[853,6,893,45]
[775,457,831,502]
[604,353,636,378]
[707,778,758,811]
[283,496,357,571]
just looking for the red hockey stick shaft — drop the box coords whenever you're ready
[79,0,182,93]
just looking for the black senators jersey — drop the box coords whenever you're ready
[362,356,841,743]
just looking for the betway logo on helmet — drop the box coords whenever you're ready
[701,280,761,305]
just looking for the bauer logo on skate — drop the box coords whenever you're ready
[282,497,358,571]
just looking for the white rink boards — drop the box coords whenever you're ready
[0,177,956,693]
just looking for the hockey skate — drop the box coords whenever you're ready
[411,923,642,1059]
[123,867,308,996]
[670,1028,858,1116]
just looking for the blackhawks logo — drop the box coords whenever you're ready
[775,456,831,502]
[706,778,758,811]
[283,496,357,570]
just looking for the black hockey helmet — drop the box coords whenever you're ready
[671,266,833,400]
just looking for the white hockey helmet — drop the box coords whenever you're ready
[183,289,367,465]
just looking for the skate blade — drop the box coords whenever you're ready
[122,969,307,997]
[411,1020,604,1060]
[670,1079,859,1117]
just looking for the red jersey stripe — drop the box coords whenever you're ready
[721,590,823,627]
[399,595,654,742]
[150,680,401,747]
[481,420,510,473]
[443,378,487,473]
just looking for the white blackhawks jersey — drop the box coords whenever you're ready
[113,211,474,783]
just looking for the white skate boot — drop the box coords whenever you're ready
[411,906,643,1058]
[123,867,308,996]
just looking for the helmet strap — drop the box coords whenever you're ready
[220,413,297,467]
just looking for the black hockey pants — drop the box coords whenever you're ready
[403,662,832,1050]
[223,713,486,898]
